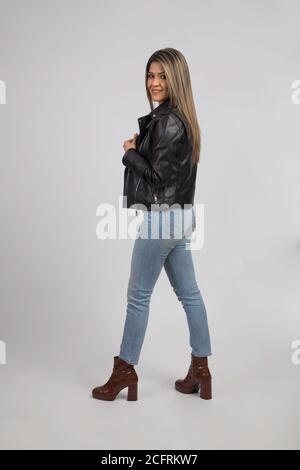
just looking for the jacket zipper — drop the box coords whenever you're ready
[135,176,142,203]
[135,177,159,204]
[152,186,158,203]
[134,118,156,204]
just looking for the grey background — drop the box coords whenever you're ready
[0,0,299,450]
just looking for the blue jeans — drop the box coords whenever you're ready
[118,207,212,365]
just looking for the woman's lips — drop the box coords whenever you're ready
[152,90,162,93]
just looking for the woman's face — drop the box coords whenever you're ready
[147,61,169,103]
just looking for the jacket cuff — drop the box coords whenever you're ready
[122,148,135,166]
[122,148,149,175]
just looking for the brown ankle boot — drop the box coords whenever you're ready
[175,353,212,400]
[92,356,138,401]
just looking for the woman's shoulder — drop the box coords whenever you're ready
[169,107,188,132]
[151,108,186,136]
[147,112,185,146]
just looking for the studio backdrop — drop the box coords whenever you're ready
[0,0,299,450]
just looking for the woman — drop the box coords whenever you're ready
[92,48,212,401]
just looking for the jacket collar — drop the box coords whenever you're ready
[137,98,172,133]
[148,97,172,118]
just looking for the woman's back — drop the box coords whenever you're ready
[122,98,197,211]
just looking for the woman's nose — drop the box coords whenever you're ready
[152,78,161,86]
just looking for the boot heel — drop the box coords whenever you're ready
[127,382,138,401]
[199,377,212,400]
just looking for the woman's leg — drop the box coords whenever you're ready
[118,212,179,365]
[163,237,212,357]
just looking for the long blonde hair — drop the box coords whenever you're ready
[145,48,201,166]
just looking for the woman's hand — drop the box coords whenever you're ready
[123,133,138,153]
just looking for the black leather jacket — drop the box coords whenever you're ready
[122,98,197,211]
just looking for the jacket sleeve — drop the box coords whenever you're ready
[122,114,184,190]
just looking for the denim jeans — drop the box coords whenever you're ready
[118,207,212,365]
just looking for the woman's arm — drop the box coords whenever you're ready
[122,113,184,190]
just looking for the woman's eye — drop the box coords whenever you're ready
[148,74,166,79]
